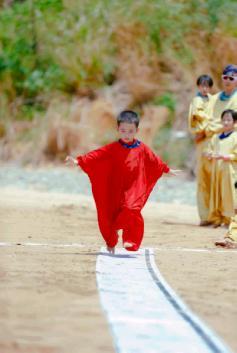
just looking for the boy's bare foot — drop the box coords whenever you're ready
[215,238,237,249]
[117,229,123,237]
[123,242,134,249]
[106,246,115,254]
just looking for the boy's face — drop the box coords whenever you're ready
[118,122,138,143]
[198,84,211,97]
[222,113,235,132]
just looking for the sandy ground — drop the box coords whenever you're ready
[0,188,237,353]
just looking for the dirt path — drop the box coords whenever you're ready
[0,188,237,353]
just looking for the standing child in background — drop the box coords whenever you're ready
[215,219,237,249]
[188,75,214,226]
[204,109,237,228]
[65,110,180,254]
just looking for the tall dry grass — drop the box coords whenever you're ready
[0,0,237,166]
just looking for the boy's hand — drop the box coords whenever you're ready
[168,169,183,176]
[65,155,78,166]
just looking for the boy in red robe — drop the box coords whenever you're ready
[65,110,180,254]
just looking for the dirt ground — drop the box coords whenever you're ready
[0,188,237,353]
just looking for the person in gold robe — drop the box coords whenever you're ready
[204,109,237,228]
[188,75,213,225]
[191,65,237,226]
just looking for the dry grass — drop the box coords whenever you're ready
[115,23,161,105]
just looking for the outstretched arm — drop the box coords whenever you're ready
[76,144,113,174]
[65,143,114,173]
[65,155,78,167]
[167,169,183,176]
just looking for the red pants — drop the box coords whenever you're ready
[98,208,144,251]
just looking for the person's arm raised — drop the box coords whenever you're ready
[64,155,78,167]
[167,169,183,176]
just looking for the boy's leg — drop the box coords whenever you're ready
[97,214,118,248]
[106,246,115,254]
[114,208,144,251]
[123,210,144,251]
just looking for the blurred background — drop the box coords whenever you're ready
[0,0,237,170]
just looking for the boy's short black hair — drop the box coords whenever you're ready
[221,109,237,121]
[196,75,213,87]
[117,110,139,127]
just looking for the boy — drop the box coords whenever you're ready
[188,74,214,226]
[65,110,180,254]
[204,109,237,228]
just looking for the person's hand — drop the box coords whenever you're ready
[203,152,212,160]
[222,155,231,161]
[212,153,221,160]
[168,169,183,176]
[214,154,230,161]
[65,155,78,166]
[195,132,205,144]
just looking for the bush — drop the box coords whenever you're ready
[0,0,236,121]
[152,93,176,113]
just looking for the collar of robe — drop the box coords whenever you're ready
[218,131,234,140]
[196,92,209,99]
[119,139,141,149]
[219,89,237,101]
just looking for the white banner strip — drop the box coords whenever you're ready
[0,242,85,248]
[96,247,232,353]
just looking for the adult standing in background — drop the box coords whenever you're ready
[205,64,237,138]
[204,65,237,227]
[188,75,214,226]
[190,65,237,226]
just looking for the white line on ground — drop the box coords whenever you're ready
[153,247,237,253]
[0,242,85,248]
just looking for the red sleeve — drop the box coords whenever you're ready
[144,144,170,176]
[156,155,170,174]
[76,143,114,174]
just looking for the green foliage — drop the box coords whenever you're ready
[0,0,64,99]
[153,126,192,168]
[0,0,236,121]
[18,100,46,121]
[153,125,171,153]
[165,137,193,168]
[152,93,176,113]
[206,0,226,30]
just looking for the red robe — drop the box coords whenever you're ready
[77,139,169,251]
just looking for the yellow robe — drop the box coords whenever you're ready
[188,94,212,221]
[188,94,212,135]
[189,90,237,222]
[205,91,237,137]
[207,131,237,226]
[225,215,237,242]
